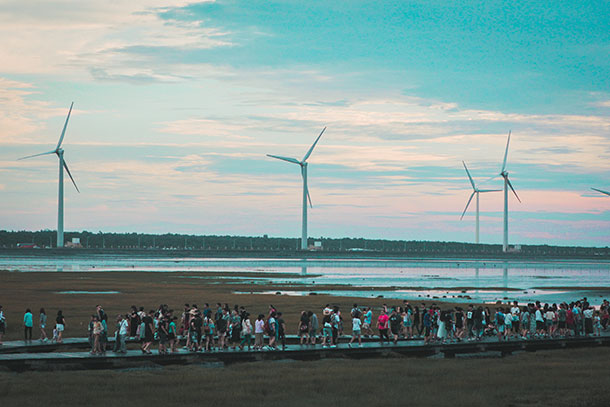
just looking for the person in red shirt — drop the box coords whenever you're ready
[377,309,389,344]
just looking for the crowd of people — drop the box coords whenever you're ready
[0,297,608,352]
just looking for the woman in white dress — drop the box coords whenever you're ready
[437,310,447,342]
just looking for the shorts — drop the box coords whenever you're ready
[362,323,371,330]
[558,321,566,329]
[353,329,361,336]
[309,329,317,337]
[56,324,65,332]
[41,324,46,329]
[536,321,544,330]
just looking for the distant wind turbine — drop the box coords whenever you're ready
[18,102,80,248]
[497,131,521,252]
[267,127,326,250]
[591,188,610,196]
[460,161,501,244]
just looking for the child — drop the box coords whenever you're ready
[52,328,59,343]
[321,315,333,347]
[593,311,602,337]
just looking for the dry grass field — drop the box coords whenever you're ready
[0,348,608,407]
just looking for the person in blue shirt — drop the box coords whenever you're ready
[23,308,33,342]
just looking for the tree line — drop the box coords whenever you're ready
[0,229,608,257]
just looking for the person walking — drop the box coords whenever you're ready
[298,311,310,345]
[39,308,48,342]
[23,308,34,342]
[309,311,318,345]
[254,314,265,350]
[117,314,129,353]
[0,305,5,345]
[377,309,389,344]
[240,313,253,351]
[91,316,103,355]
[349,313,362,347]
[55,310,66,343]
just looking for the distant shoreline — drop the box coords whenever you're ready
[1,247,609,262]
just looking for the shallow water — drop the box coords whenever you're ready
[2,254,609,304]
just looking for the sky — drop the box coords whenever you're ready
[0,0,609,246]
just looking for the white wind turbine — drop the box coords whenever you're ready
[460,161,501,244]
[497,131,521,252]
[591,188,610,196]
[18,102,80,248]
[267,127,326,250]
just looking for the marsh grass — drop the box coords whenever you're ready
[0,348,608,406]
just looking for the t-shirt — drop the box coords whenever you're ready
[545,311,555,321]
[143,316,153,335]
[352,318,362,331]
[389,314,401,330]
[364,310,372,325]
[255,320,265,334]
[583,309,594,319]
[119,319,129,335]
[558,309,567,322]
[40,313,47,326]
[310,314,319,330]
[377,314,389,329]
[24,312,33,327]
[535,310,544,322]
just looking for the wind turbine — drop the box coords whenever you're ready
[267,127,326,250]
[591,188,610,196]
[498,131,520,252]
[18,102,80,248]
[460,161,501,244]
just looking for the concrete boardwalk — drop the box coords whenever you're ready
[1,334,609,372]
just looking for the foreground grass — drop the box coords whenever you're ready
[0,348,608,407]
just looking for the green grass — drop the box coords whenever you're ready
[1,348,609,406]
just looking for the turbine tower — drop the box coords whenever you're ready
[460,161,501,244]
[498,131,520,252]
[267,127,326,250]
[591,188,610,196]
[18,102,80,248]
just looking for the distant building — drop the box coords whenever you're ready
[65,238,82,248]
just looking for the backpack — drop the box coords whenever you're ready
[351,308,362,319]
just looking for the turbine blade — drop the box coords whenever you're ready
[17,150,56,160]
[302,127,326,162]
[63,160,80,193]
[478,189,502,193]
[506,177,520,203]
[591,187,610,196]
[460,192,476,220]
[501,130,511,173]
[462,161,476,190]
[56,102,74,150]
[306,186,313,208]
[266,154,301,165]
